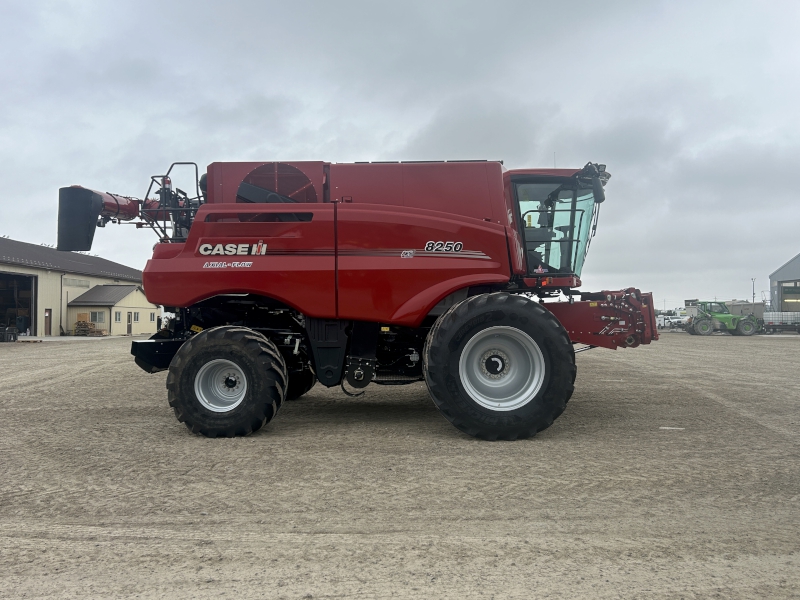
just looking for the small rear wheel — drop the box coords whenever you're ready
[423,292,575,440]
[694,319,713,336]
[167,326,287,437]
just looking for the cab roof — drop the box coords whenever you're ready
[505,168,583,178]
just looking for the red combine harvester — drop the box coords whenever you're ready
[57,160,657,439]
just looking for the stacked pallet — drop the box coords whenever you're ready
[73,321,107,337]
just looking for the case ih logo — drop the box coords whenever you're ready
[199,241,268,256]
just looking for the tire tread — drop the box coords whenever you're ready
[166,326,287,437]
[424,292,575,440]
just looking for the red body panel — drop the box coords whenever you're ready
[143,201,511,326]
[208,161,509,224]
[336,203,510,325]
[502,171,526,275]
[329,161,505,223]
[143,204,336,317]
[145,161,517,324]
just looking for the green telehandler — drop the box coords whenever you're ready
[685,301,758,336]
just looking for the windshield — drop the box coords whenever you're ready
[515,181,598,276]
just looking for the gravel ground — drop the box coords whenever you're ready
[0,331,798,599]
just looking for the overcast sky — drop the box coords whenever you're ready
[2,0,798,308]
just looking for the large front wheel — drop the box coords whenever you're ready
[423,293,575,440]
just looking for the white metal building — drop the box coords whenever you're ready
[0,237,158,336]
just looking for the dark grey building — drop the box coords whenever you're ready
[770,252,800,311]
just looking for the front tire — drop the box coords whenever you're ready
[423,293,575,440]
[736,319,757,336]
[694,319,714,336]
[166,326,287,437]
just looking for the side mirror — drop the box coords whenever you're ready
[592,177,606,203]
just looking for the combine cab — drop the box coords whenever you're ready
[57,160,657,440]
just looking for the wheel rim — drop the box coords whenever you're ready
[741,322,754,333]
[458,326,546,411]
[194,359,248,412]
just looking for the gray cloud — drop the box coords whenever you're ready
[395,95,553,162]
[1,0,798,307]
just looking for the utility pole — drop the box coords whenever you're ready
[751,278,756,304]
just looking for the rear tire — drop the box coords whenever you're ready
[423,292,575,440]
[286,368,317,400]
[166,326,287,437]
[694,319,713,336]
[736,319,757,336]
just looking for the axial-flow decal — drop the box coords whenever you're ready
[202,261,254,269]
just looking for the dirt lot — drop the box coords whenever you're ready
[0,332,798,599]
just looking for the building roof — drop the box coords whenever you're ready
[0,237,141,281]
[770,251,800,282]
[68,285,140,306]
